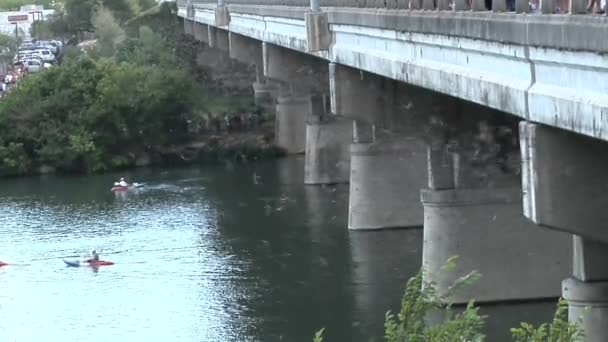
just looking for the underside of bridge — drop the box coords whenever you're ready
[181,4,608,338]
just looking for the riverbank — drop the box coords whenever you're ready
[151,124,284,167]
[0,2,283,178]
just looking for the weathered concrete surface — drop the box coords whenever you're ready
[349,137,427,229]
[229,32,262,65]
[563,237,608,342]
[275,95,311,154]
[421,186,571,303]
[304,116,353,185]
[193,21,209,43]
[305,11,331,52]
[208,26,229,52]
[520,122,608,243]
[329,63,389,125]
[263,42,328,93]
[183,18,195,36]
[215,5,230,27]
[563,276,608,342]
[179,4,608,144]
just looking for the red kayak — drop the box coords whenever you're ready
[0,261,8,267]
[111,186,129,192]
[90,260,114,266]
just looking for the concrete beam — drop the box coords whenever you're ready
[208,26,229,52]
[263,42,328,93]
[520,122,608,243]
[193,22,209,44]
[329,63,389,125]
[229,32,262,66]
[183,18,195,36]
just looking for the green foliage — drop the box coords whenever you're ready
[31,20,54,40]
[313,328,325,342]
[313,257,584,342]
[0,56,196,174]
[383,266,485,342]
[511,298,585,342]
[0,32,17,64]
[114,25,175,66]
[92,5,125,57]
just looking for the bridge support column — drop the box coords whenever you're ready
[349,131,427,229]
[520,122,608,341]
[253,65,278,117]
[422,121,571,304]
[275,91,314,154]
[563,237,608,342]
[304,114,353,185]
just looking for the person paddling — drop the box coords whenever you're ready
[118,177,129,187]
[86,250,100,263]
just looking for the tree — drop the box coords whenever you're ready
[100,0,134,23]
[63,0,97,40]
[92,5,124,57]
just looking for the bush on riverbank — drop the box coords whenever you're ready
[0,56,195,175]
[0,2,274,176]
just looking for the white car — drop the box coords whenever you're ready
[32,49,55,62]
[24,59,42,73]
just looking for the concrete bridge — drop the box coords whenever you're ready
[178,0,608,339]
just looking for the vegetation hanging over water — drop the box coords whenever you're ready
[0,2,278,176]
[314,260,584,342]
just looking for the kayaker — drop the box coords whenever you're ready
[118,177,128,187]
[86,249,100,263]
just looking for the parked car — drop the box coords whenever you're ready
[24,59,42,73]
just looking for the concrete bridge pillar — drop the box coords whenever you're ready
[422,108,571,304]
[253,65,278,117]
[275,87,317,154]
[330,64,428,229]
[263,43,328,156]
[228,33,278,117]
[305,113,353,185]
[349,134,427,229]
[520,122,608,341]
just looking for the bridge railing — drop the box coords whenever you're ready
[179,0,606,14]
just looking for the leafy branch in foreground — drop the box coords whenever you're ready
[313,256,584,342]
[511,298,584,342]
